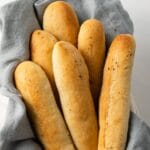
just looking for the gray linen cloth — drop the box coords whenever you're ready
[0,0,150,149]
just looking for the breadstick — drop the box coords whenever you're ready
[98,34,136,150]
[78,19,105,109]
[52,41,98,150]
[30,30,59,102]
[43,1,79,46]
[14,61,75,150]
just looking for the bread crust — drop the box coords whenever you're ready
[43,1,79,46]
[30,30,59,102]
[14,61,75,150]
[98,34,136,150]
[78,19,105,109]
[52,41,98,150]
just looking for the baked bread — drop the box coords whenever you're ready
[98,34,136,150]
[14,61,75,150]
[30,29,59,102]
[52,41,98,150]
[78,19,105,110]
[43,1,79,46]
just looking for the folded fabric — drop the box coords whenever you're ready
[0,0,149,150]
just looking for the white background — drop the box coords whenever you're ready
[120,0,150,125]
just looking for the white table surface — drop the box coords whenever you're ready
[121,0,150,126]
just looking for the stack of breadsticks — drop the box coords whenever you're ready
[14,1,136,150]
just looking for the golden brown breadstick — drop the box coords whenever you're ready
[98,34,136,150]
[43,1,79,46]
[78,19,105,109]
[14,61,75,150]
[52,41,98,150]
[30,30,59,102]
